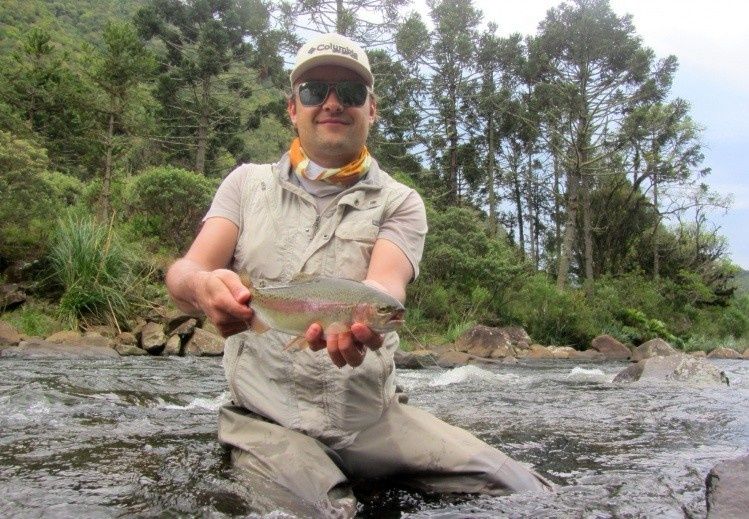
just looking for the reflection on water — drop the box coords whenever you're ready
[0,355,747,518]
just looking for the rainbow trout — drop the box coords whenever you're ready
[239,274,405,348]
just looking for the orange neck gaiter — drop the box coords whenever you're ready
[289,137,371,186]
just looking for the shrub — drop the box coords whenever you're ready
[127,166,218,253]
[48,210,150,328]
[500,273,596,347]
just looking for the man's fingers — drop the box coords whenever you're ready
[305,323,326,351]
[326,334,347,368]
[337,332,365,367]
[351,323,384,350]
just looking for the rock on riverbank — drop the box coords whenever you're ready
[0,308,224,358]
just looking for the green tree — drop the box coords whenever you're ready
[1,28,97,177]
[89,21,156,220]
[135,0,286,175]
[536,0,673,294]
[280,0,410,45]
[396,0,481,204]
[0,131,53,265]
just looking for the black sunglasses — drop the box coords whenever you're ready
[297,80,370,108]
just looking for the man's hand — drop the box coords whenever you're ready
[304,322,384,368]
[193,269,254,337]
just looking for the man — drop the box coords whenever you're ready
[166,32,551,517]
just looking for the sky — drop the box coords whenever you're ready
[420,0,749,268]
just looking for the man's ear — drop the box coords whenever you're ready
[287,97,298,125]
[368,95,376,124]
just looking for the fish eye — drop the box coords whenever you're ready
[377,305,392,315]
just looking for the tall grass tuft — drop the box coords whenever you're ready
[49,211,147,329]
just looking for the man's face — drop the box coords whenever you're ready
[288,65,376,168]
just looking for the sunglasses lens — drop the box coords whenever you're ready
[297,81,368,107]
[335,81,368,107]
[298,81,330,106]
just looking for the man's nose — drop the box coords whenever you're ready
[321,87,343,111]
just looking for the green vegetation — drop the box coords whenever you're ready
[0,0,746,351]
[49,211,152,329]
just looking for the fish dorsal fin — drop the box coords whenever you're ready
[288,272,317,285]
[239,272,254,290]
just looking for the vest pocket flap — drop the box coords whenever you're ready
[334,211,380,242]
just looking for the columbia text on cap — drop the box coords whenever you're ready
[290,33,374,88]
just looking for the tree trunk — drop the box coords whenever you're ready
[525,151,537,267]
[336,0,345,34]
[195,77,210,174]
[581,171,594,298]
[512,157,525,257]
[100,111,115,221]
[486,115,497,235]
[551,131,562,266]
[653,169,660,280]
[557,167,578,289]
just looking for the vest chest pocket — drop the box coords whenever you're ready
[332,206,382,280]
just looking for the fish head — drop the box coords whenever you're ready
[354,301,406,333]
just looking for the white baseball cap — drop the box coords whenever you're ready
[290,33,374,87]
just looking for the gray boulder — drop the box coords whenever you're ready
[706,454,749,518]
[590,334,631,361]
[140,322,166,354]
[394,349,436,369]
[185,328,224,356]
[613,353,729,386]
[454,325,511,358]
[707,347,743,360]
[0,321,22,347]
[163,334,183,356]
[114,343,148,356]
[0,283,26,311]
[498,326,532,345]
[46,330,82,343]
[631,338,677,362]
[436,350,471,368]
[116,332,138,346]
[547,346,578,359]
[2,339,119,358]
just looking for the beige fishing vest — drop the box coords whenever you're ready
[222,154,414,449]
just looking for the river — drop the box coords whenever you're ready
[1,355,747,518]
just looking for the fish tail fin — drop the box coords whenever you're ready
[284,336,310,350]
[248,316,271,335]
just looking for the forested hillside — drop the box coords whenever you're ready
[1,0,746,350]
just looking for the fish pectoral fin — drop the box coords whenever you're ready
[249,315,271,335]
[284,336,310,350]
[324,322,350,335]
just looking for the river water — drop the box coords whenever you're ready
[1,354,747,518]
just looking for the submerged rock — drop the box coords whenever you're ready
[706,454,749,518]
[613,353,729,386]
[1,339,119,358]
[569,349,606,362]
